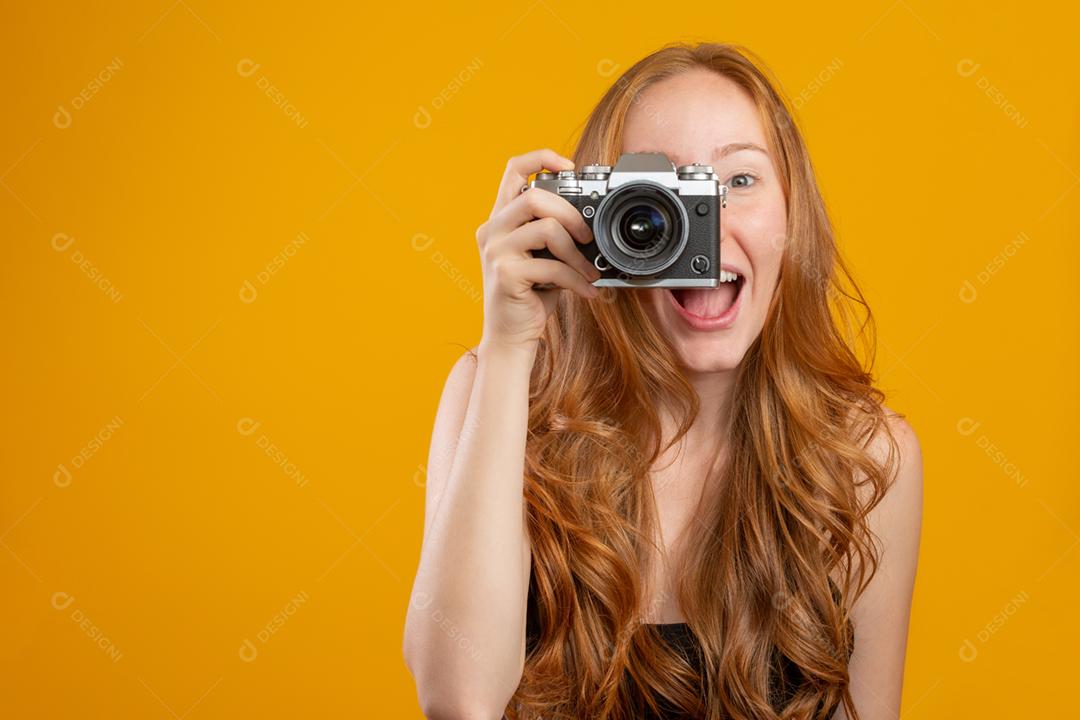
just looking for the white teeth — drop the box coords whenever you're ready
[720,270,741,283]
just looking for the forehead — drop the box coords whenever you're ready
[621,68,767,167]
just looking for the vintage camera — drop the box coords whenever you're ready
[526,152,728,288]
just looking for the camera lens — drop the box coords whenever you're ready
[619,205,667,252]
[593,181,689,276]
[610,192,678,260]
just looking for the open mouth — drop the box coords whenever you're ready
[670,273,745,320]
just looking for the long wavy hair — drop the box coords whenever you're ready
[503,42,902,720]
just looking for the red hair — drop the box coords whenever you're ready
[502,41,901,720]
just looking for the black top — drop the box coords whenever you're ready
[522,570,850,718]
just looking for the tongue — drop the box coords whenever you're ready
[677,283,738,318]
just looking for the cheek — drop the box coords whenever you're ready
[738,200,787,283]
[747,227,786,277]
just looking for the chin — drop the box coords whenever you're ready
[642,288,750,375]
[665,333,747,374]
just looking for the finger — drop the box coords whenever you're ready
[504,217,601,283]
[516,258,600,300]
[490,148,574,218]
[489,186,593,247]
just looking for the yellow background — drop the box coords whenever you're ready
[2,1,1077,717]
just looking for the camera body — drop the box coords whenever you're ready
[526,152,728,288]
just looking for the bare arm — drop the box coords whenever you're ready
[403,341,538,719]
[403,148,598,720]
[832,410,924,719]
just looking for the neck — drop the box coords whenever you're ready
[656,365,737,464]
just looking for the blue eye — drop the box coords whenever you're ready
[729,173,756,188]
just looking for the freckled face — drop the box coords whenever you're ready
[621,68,788,374]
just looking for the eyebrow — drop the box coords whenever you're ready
[632,142,770,165]
[714,142,769,159]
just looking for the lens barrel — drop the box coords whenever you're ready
[593,181,689,275]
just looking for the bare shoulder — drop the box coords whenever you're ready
[870,405,923,507]
[882,405,921,466]
[872,406,923,561]
[836,403,924,590]
[842,403,924,610]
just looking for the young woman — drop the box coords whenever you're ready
[404,41,923,720]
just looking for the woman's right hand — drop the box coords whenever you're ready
[475,148,602,355]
